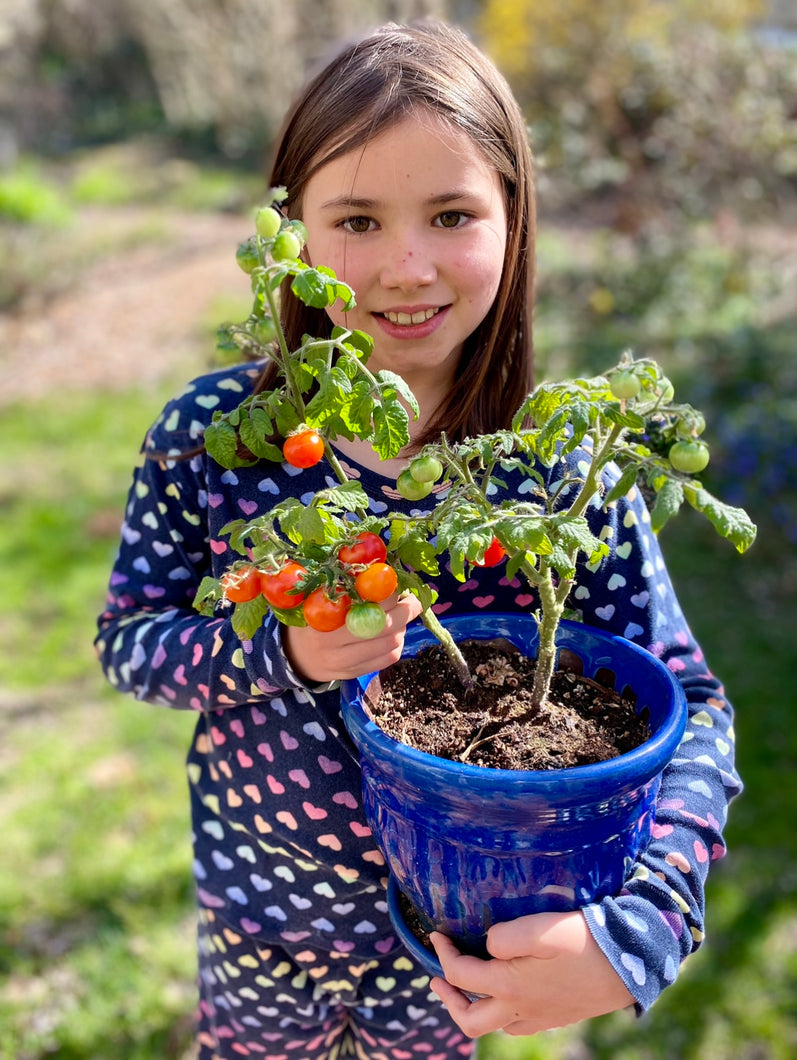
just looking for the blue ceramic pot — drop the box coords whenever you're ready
[340,614,687,968]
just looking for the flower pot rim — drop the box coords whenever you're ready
[341,613,688,792]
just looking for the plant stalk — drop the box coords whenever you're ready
[419,607,473,689]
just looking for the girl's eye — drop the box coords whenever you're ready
[342,216,374,234]
[436,211,467,229]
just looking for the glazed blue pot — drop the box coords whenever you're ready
[340,614,687,969]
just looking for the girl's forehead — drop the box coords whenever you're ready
[307,112,499,199]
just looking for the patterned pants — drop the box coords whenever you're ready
[196,907,476,1059]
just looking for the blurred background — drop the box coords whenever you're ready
[0,1,795,1057]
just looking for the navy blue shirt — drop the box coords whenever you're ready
[96,361,742,1010]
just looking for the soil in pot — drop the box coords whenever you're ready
[369,638,650,771]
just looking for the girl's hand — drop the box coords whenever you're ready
[430,911,635,1038]
[282,593,424,684]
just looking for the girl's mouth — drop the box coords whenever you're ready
[382,307,440,326]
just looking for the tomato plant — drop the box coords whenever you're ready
[221,565,263,603]
[355,562,398,603]
[283,430,325,468]
[303,587,351,632]
[345,602,387,639]
[339,532,388,566]
[260,562,307,609]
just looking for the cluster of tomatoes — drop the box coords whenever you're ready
[220,532,399,640]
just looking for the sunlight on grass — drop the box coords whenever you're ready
[0,381,188,689]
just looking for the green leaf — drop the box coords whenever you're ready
[238,411,284,461]
[650,478,684,533]
[341,381,376,436]
[377,370,420,418]
[604,464,641,507]
[296,505,326,545]
[193,576,221,614]
[371,402,411,461]
[290,267,331,309]
[230,595,269,640]
[204,419,244,470]
[685,487,758,553]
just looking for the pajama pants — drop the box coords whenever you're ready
[196,906,476,1060]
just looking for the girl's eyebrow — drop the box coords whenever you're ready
[319,189,481,211]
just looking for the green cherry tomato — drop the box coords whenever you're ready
[676,411,706,438]
[235,239,259,274]
[396,469,434,501]
[345,601,387,640]
[271,230,302,261]
[409,455,444,484]
[255,206,282,239]
[609,370,641,400]
[669,439,710,474]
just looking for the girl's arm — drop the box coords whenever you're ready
[429,478,742,1033]
[94,429,310,712]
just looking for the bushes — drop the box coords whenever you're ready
[479,0,797,223]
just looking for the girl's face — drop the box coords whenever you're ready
[300,113,508,398]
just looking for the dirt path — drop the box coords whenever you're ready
[0,208,252,407]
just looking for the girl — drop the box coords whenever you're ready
[96,19,741,1059]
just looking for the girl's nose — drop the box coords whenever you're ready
[379,235,437,291]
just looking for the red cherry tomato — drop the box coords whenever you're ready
[260,562,307,609]
[283,430,325,469]
[221,565,263,603]
[338,532,388,567]
[354,562,398,603]
[302,587,351,632]
[474,537,506,567]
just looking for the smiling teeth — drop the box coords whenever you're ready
[384,308,439,326]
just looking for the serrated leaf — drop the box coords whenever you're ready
[650,478,684,534]
[371,402,411,461]
[296,505,326,545]
[204,419,243,470]
[291,267,332,308]
[341,381,376,436]
[230,595,269,640]
[377,370,420,418]
[238,413,284,461]
[317,480,371,512]
[685,487,758,553]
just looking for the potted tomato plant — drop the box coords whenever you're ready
[195,196,757,974]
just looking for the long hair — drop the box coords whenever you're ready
[260,19,536,446]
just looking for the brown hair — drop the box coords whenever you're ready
[259,18,536,446]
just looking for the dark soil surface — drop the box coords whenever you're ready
[370,639,650,770]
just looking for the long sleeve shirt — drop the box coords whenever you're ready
[95,361,742,1010]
